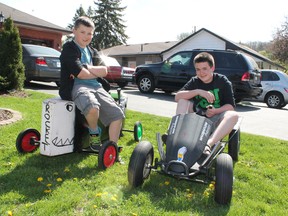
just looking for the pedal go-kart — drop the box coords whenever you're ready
[128,108,241,205]
[16,88,143,170]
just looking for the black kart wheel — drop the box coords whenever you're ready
[138,75,155,93]
[16,128,40,153]
[265,92,284,109]
[98,141,118,170]
[134,121,143,142]
[215,153,233,205]
[128,141,154,187]
[228,129,240,161]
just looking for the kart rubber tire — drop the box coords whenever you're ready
[128,141,154,187]
[138,75,155,93]
[265,92,284,109]
[134,121,143,142]
[228,129,240,161]
[16,128,40,153]
[98,141,118,170]
[215,153,233,205]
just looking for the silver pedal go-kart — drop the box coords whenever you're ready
[128,109,241,205]
[16,88,143,170]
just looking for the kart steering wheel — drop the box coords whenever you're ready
[193,102,207,116]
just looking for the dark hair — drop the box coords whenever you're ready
[74,16,95,29]
[193,52,215,68]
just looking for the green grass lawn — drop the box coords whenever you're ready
[0,90,288,216]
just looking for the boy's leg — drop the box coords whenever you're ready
[176,99,194,114]
[207,110,239,148]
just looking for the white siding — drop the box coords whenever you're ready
[163,31,226,60]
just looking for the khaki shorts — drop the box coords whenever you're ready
[72,85,125,126]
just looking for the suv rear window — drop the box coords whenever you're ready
[213,52,245,69]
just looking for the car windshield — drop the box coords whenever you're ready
[100,56,121,66]
[23,45,61,56]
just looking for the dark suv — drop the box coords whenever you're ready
[133,49,263,102]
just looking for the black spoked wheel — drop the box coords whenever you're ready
[128,141,154,187]
[228,129,240,161]
[16,128,40,153]
[134,121,143,142]
[215,153,233,205]
[98,141,118,170]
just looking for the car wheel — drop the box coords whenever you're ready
[265,92,284,109]
[214,153,233,205]
[98,141,118,170]
[134,121,143,142]
[138,75,155,93]
[128,141,154,187]
[228,129,240,161]
[16,128,40,153]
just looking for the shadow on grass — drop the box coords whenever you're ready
[0,151,100,202]
[123,173,231,215]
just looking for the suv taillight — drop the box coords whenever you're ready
[35,57,47,66]
[241,72,250,81]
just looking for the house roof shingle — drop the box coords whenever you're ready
[0,2,71,35]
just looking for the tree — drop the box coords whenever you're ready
[271,16,288,66]
[0,17,25,92]
[67,6,87,30]
[177,32,191,41]
[91,0,128,50]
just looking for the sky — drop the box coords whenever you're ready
[1,0,287,44]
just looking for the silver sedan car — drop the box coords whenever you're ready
[255,69,288,109]
[22,44,61,86]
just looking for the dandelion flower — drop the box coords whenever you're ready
[93,205,97,208]
[47,183,52,187]
[111,196,117,201]
[44,189,52,193]
[37,177,43,182]
[209,183,215,190]
[56,178,63,182]
[64,167,70,172]
[96,193,102,197]
[186,193,193,199]
[203,191,210,197]
[164,181,170,185]
[132,213,137,216]
[7,210,13,216]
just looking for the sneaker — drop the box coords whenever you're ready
[89,134,101,151]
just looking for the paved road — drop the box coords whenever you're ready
[26,82,288,141]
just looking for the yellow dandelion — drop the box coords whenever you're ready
[232,190,236,195]
[186,193,193,199]
[203,191,210,197]
[209,183,215,190]
[47,183,52,187]
[7,210,13,216]
[93,205,97,208]
[44,189,52,193]
[64,167,70,172]
[164,181,170,185]
[132,213,137,216]
[111,196,117,201]
[96,193,102,197]
[56,178,63,182]
[37,177,43,182]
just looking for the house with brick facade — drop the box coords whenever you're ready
[0,2,71,51]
